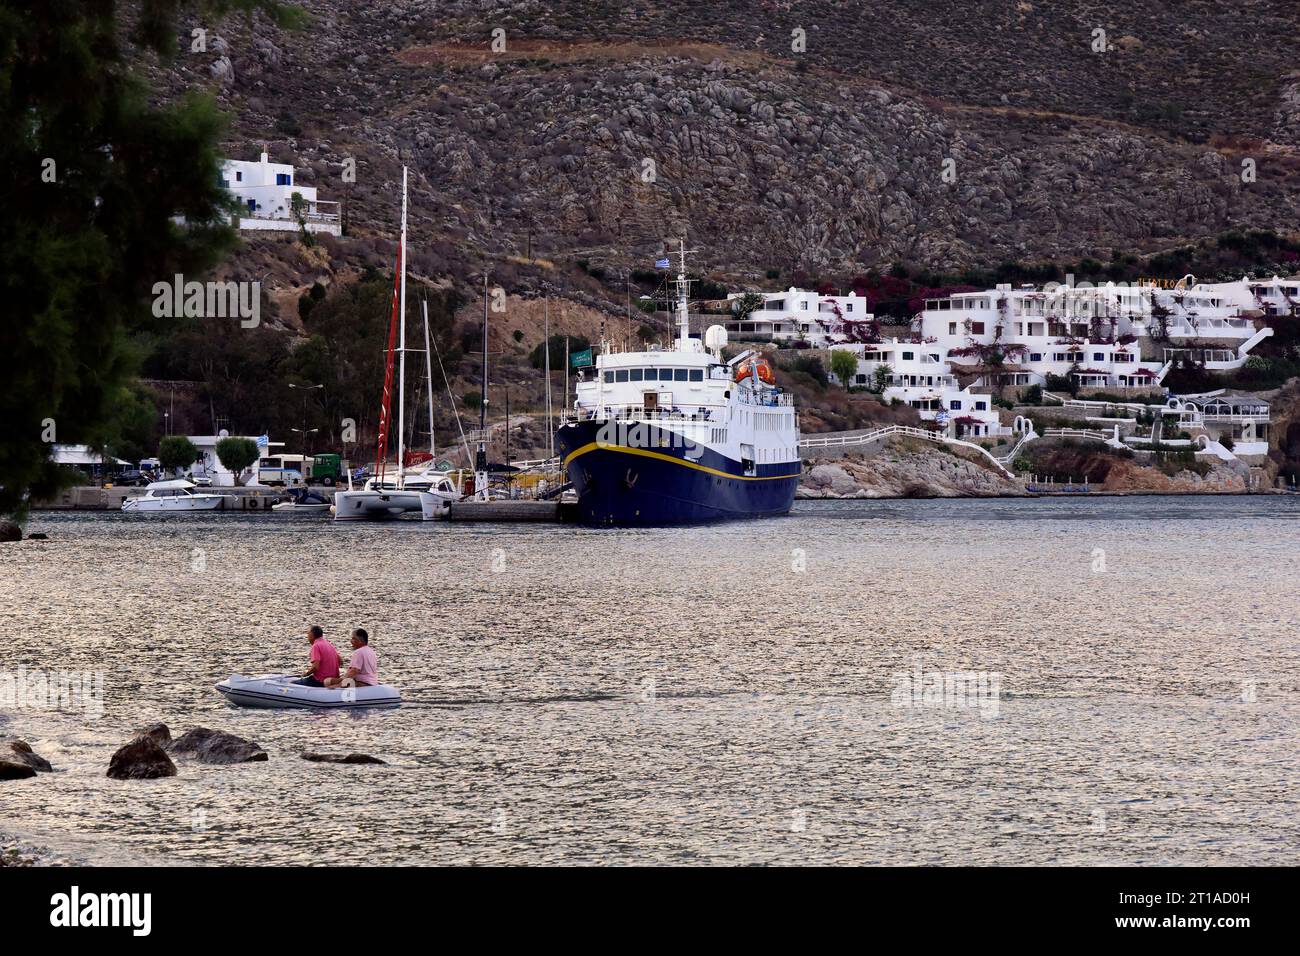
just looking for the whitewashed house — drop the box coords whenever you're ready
[220,151,341,236]
[841,340,1009,439]
[725,288,875,345]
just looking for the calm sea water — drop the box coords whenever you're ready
[2,497,1298,866]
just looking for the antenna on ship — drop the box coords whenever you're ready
[674,236,698,350]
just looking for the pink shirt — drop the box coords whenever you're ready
[349,645,379,686]
[310,638,341,681]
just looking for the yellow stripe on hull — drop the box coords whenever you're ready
[562,442,800,482]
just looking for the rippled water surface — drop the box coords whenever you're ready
[2,497,1298,865]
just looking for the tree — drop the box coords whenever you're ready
[158,436,200,475]
[215,436,259,485]
[830,350,858,388]
[730,291,766,322]
[871,364,893,394]
[0,0,301,518]
[530,335,591,371]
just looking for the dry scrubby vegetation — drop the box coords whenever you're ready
[88,0,1300,465]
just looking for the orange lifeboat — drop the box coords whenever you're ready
[734,358,775,385]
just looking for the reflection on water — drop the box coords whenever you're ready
[1,497,1298,865]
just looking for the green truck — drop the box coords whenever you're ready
[309,453,344,486]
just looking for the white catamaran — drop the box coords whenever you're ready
[334,168,459,522]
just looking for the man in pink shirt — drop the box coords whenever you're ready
[327,629,379,688]
[295,625,340,687]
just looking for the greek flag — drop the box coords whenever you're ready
[256,434,269,449]
[654,257,670,270]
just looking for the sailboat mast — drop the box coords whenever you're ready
[422,299,436,460]
[397,166,408,484]
[544,298,552,459]
[475,274,489,496]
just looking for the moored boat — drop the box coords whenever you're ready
[121,479,231,513]
[555,241,801,525]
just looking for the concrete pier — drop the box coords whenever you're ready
[445,500,562,522]
[35,486,287,511]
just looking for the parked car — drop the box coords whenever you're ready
[115,469,155,487]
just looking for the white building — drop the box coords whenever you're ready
[220,151,341,236]
[188,435,281,486]
[50,445,132,476]
[725,288,876,345]
[911,277,1274,392]
[838,340,1010,439]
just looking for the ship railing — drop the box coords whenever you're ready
[736,390,794,407]
[571,404,723,424]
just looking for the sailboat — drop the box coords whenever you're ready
[333,168,459,522]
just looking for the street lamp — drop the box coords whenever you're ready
[288,383,324,457]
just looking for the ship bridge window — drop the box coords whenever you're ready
[674,369,688,381]
[689,369,703,382]
[629,368,643,382]
[603,371,614,384]
[615,370,629,382]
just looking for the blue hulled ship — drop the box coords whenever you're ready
[555,243,801,525]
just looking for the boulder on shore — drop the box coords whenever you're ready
[168,727,267,764]
[301,753,386,765]
[2,739,52,773]
[0,520,20,543]
[107,735,177,780]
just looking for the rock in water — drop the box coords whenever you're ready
[107,736,177,780]
[301,753,386,765]
[2,739,52,772]
[135,722,172,746]
[168,727,267,764]
[0,521,20,543]
[0,759,37,781]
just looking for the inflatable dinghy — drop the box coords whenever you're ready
[216,674,401,710]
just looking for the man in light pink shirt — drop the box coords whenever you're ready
[295,625,341,687]
[326,629,379,688]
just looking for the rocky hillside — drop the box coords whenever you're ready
[154,0,1300,288]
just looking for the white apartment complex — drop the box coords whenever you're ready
[746,275,1286,441]
[725,288,875,344]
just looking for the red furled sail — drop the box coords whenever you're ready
[374,247,403,481]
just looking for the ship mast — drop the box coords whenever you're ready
[674,237,695,350]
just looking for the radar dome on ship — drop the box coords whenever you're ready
[704,325,728,350]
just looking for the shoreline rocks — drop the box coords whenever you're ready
[107,734,177,780]
[301,753,386,765]
[0,520,20,543]
[168,727,267,764]
[799,443,1026,499]
[1,739,54,781]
